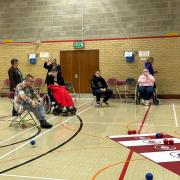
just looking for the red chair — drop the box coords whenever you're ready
[4,79,10,87]
[117,80,126,100]
[1,79,10,95]
[107,78,119,100]
[2,79,10,89]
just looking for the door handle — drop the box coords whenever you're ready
[75,74,78,79]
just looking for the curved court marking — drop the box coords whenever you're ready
[0,115,83,174]
[0,100,90,146]
[0,125,41,148]
[0,125,41,147]
[0,105,93,161]
[119,105,151,180]
[62,124,107,140]
[0,174,65,180]
[56,118,149,180]
[92,158,144,180]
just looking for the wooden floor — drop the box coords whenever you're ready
[0,97,179,180]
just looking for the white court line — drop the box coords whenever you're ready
[76,100,91,108]
[0,126,39,145]
[172,104,179,127]
[0,174,65,180]
[0,104,94,161]
[0,100,91,145]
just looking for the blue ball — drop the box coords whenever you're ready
[30,140,36,145]
[156,133,161,138]
[145,173,153,180]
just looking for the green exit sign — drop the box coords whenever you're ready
[73,41,85,49]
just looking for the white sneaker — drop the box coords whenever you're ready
[62,107,67,113]
[144,100,150,106]
[68,106,73,111]
[141,99,145,104]
[95,101,101,107]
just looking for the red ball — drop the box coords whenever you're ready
[132,130,137,134]
[128,130,132,135]
[168,139,174,145]
[163,139,168,145]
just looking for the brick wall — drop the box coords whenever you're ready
[0,36,180,95]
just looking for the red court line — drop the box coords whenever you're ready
[119,105,151,180]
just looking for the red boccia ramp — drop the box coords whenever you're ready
[108,133,180,176]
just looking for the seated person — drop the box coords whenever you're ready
[14,74,53,129]
[91,70,113,105]
[145,56,157,88]
[138,69,155,106]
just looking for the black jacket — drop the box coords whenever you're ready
[44,62,64,86]
[8,66,23,91]
[91,75,107,91]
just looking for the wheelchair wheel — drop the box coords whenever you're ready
[153,99,159,105]
[69,107,76,114]
[53,108,61,116]
[42,94,51,113]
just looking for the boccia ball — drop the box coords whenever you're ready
[163,139,168,145]
[156,133,161,138]
[168,139,174,145]
[145,173,153,180]
[30,140,36,146]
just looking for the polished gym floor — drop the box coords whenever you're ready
[0,97,179,180]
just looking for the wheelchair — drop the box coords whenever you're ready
[42,90,76,116]
[135,85,159,105]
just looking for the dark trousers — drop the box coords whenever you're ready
[139,86,154,100]
[12,106,18,116]
[93,89,113,102]
[10,90,18,116]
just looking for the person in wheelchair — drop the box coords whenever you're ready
[14,74,53,129]
[45,84,76,115]
[91,70,113,106]
[43,67,75,114]
[137,69,155,106]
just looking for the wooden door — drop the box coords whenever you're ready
[60,50,99,93]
